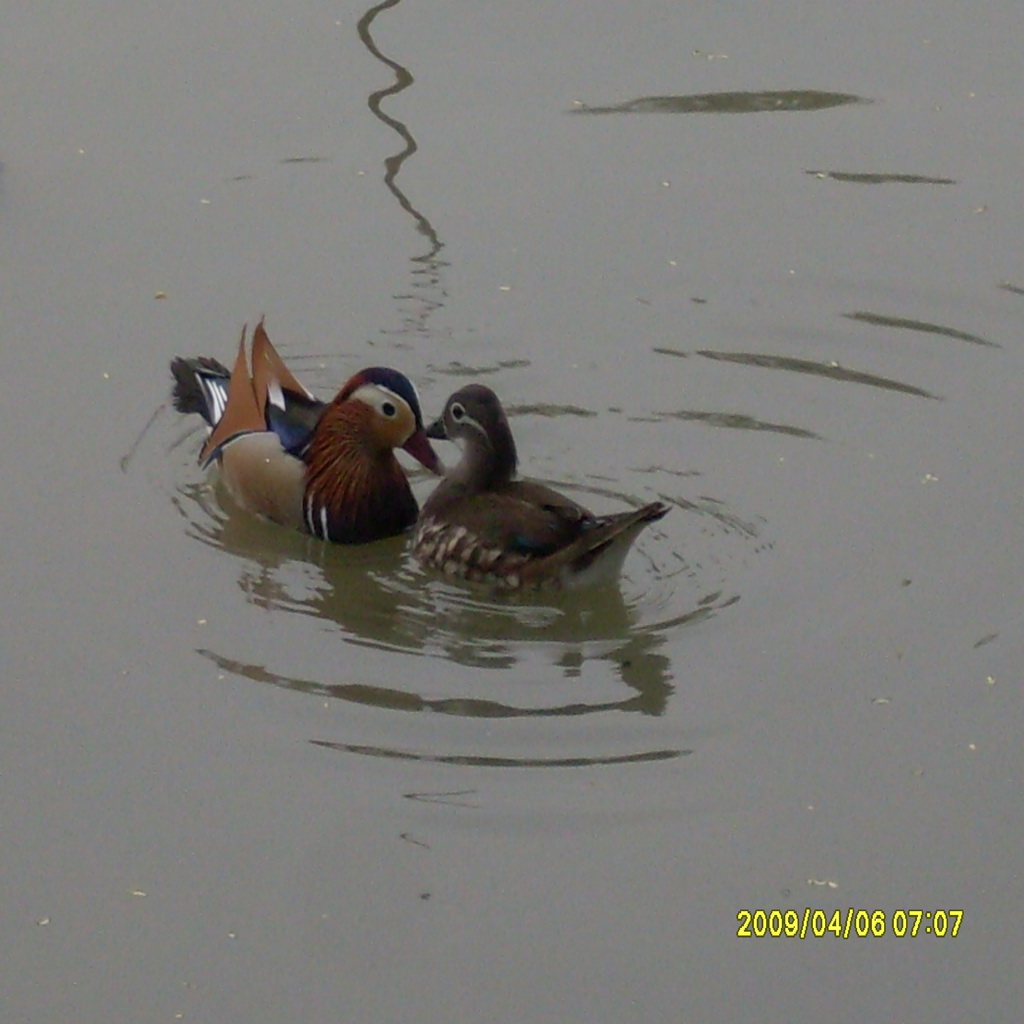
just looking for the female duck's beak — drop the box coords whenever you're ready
[425,415,447,440]
[402,427,444,475]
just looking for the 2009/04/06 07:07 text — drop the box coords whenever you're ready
[737,908,963,939]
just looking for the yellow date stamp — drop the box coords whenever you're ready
[737,908,963,939]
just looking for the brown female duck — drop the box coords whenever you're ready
[413,384,668,589]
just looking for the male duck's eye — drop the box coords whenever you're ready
[451,403,465,421]
[381,401,397,418]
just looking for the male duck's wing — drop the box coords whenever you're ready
[264,392,325,457]
[250,318,326,456]
[199,327,264,467]
[250,318,313,403]
[196,325,309,529]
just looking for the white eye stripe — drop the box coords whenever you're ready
[351,384,410,419]
[448,412,489,448]
[377,385,406,409]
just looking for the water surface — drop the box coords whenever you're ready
[2,1,1022,1021]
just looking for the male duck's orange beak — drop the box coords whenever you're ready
[402,427,444,475]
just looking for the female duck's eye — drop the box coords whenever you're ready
[451,403,465,421]
[381,401,397,418]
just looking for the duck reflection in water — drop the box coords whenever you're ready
[178,478,683,718]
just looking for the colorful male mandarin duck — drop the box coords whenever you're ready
[413,384,669,589]
[170,319,442,543]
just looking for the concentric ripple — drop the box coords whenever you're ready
[153,410,768,770]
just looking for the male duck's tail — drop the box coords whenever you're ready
[170,356,231,428]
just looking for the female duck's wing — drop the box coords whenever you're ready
[414,484,588,570]
[490,481,592,555]
[415,481,668,588]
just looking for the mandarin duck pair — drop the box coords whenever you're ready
[171,322,667,589]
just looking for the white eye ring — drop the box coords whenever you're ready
[381,401,397,418]
[450,403,465,421]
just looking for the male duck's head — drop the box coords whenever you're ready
[334,367,443,474]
